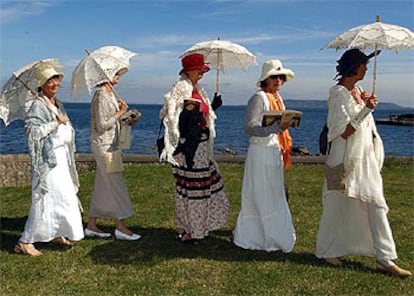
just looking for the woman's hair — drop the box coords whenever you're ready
[338,62,365,79]
[96,82,108,88]
[260,80,267,88]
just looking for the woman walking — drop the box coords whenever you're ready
[160,53,229,244]
[315,49,411,277]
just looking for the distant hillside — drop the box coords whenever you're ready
[284,99,410,110]
[62,100,411,111]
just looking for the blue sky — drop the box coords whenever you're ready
[1,0,413,107]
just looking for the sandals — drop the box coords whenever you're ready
[14,242,43,257]
[51,237,75,247]
[324,257,343,267]
[14,237,74,256]
[376,261,412,277]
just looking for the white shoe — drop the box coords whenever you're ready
[114,229,141,241]
[84,228,111,238]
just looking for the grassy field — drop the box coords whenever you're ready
[1,160,413,295]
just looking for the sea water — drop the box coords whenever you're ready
[1,103,413,157]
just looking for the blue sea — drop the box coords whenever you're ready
[1,102,413,156]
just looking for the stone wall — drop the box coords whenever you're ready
[0,154,329,188]
[1,153,411,188]
[0,154,156,187]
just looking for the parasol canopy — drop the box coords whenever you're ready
[322,16,414,94]
[179,38,257,93]
[71,45,137,98]
[0,59,61,126]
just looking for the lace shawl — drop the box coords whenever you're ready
[327,85,386,209]
[159,77,216,165]
[25,96,79,194]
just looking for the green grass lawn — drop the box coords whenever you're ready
[1,161,413,295]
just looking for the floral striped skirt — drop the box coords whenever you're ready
[172,138,229,239]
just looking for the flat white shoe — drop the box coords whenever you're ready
[114,229,141,241]
[84,228,111,238]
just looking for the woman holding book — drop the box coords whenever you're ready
[315,49,411,277]
[159,53,229,244]
[233,59,296,252]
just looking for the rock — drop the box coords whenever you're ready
[217,147,237,155]
[291,146,311,156]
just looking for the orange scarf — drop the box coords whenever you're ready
[265,92,293,170]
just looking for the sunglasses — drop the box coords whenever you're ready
[269,75,286,80]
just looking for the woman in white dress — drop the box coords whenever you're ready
[85,67,141,241]
[233,60,296,252]
[315,49,411,277]
[14,61,84,256]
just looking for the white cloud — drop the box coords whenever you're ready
[0,0,58,23]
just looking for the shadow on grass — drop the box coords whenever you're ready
[0,216,27,252]
[1,216,27,231]
[1,220,377,274]
[85,226,342,269]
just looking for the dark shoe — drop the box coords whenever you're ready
[176,231,197,244]
[175,231,187,241]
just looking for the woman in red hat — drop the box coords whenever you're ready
[159,53,229,244]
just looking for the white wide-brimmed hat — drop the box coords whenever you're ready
[35,60,64,87]
[256,59,294,86]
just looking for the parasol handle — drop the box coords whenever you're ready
[372,16,380,95]
[216,37,220,94]
[14,75,59,117]
[216,68,220,94]
[372,44,378,95]
[84,48,123,102]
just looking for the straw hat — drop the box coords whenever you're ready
[35,61,64,87]
[256,59,294,86]
[179,53,210,75]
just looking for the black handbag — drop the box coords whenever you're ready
[156,121,165,157]
[319,123,330,155]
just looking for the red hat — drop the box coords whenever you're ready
[179,53,210,75]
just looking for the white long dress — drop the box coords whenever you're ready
[315,85,397,262]
[20,104,84,243]
[233,90,296,252]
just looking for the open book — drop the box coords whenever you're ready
[262,109,303,128]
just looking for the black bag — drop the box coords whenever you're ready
[319,123,330,155]
[156,121,165,157]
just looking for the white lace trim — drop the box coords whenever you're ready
[159,77,216,165]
